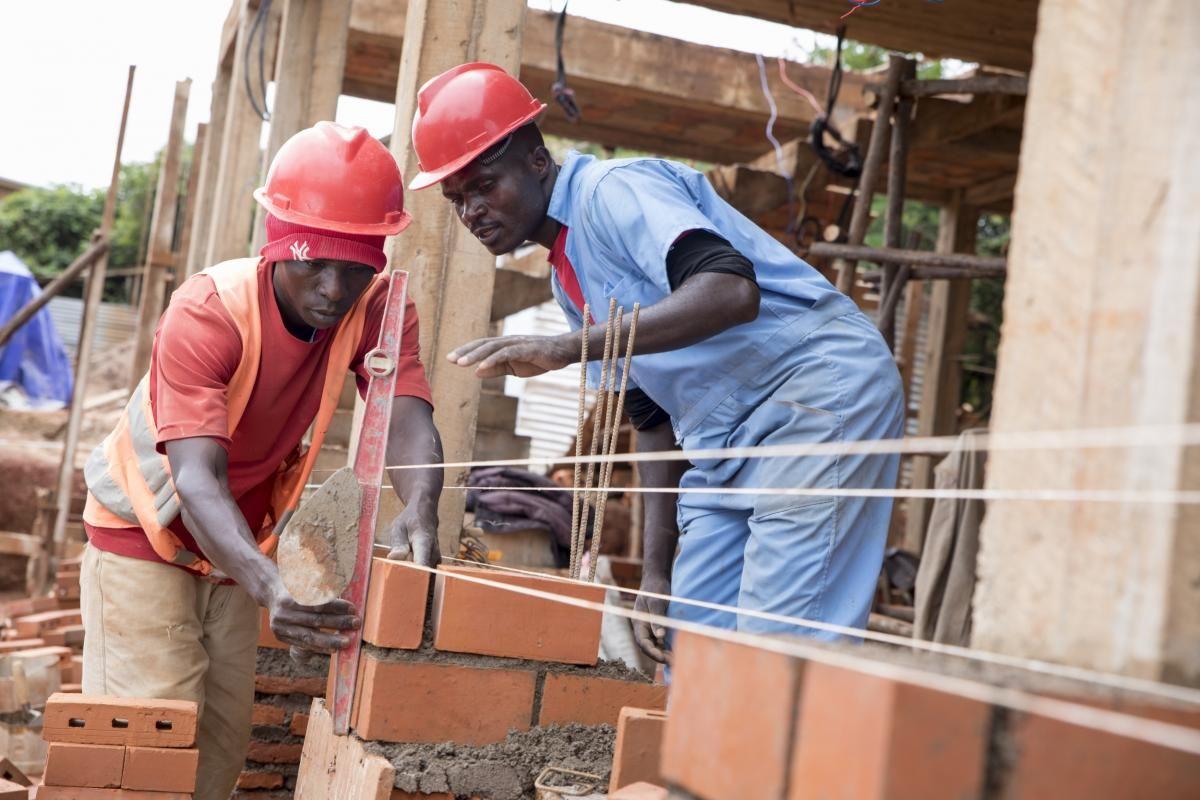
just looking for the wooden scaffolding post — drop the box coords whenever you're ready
[129,79,192,389]
[903,190,977,553]
[877,58,917,348]
[50,66,136,555]
[185,67,231,278]
[383,0,527,557]
[834,54,906,296]
[251,0,353,254]
[175,122,207,281]
[203,2,271,266]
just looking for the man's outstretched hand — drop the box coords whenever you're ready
[447,334,575,379]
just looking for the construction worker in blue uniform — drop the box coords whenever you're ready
[408,63,905,664]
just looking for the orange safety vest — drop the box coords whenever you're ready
[82,257,378,577]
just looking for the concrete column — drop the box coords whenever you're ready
[381,0,527,555]
[972,0,1200,685]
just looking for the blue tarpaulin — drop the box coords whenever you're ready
[0,250,73,408]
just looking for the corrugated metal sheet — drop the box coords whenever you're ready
[47,296,137,361]
[502,300,595,472]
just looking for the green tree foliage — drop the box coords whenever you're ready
[0,145,194,302]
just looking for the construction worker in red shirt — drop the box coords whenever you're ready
[79,122,444,799]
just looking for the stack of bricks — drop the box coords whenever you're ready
[0,587,86,779]
[234,609,327,798]
[305,560,668,798]
[36,692,199,798]
[650,631,1200,800]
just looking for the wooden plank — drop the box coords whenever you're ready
[185,67,230,278]
[251,0,352,253]
[381,0,527,559]
[204,3,268,266]
[904,191,977,552]
[174,121,206,282]
[0,534,40,558]
[129,79,191,389]
[681,0,1039,71]
[342,2,867,165]
[491,267,554,321]
[911,94,1025,150]
[51,66,135,556]
[296,698,393,800]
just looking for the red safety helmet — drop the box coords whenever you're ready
[253,121,412,235]
[408,62,547,191]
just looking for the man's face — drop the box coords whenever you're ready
[440,153,547,255]
[273,259,376,330]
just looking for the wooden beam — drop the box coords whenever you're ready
[204,4,269,266]
[964,171,1017,210]
[904,191,977,553]
[52,66,135,554]
[129,79,192,389]
[341,2,867,165]
[681,0,1039,71]
[175,122,207,282]
[185,68,231,278]
[866,74,1029,99]
[251,0,352,253]
[911,94,1025,150]
[811,243,1004,278]
[491,268,554,322]
[382,0,527,557]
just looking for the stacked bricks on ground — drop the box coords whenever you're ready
[234,608,328,799]
[656,631,1200,800]
[300,558,666,799]
[0,567,87,780]
[36,692,199,798]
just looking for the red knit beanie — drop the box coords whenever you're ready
[260,213,389,272]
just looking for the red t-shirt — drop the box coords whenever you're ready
[86,259,432,567]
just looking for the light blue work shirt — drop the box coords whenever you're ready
[547,151,862,447]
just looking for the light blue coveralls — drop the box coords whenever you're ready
[548,152,905,642]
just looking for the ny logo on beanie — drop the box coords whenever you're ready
[290,241,311,261]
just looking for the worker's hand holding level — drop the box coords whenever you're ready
[385,502,441,567]
[265,579,361,653]
[447,334,575,378]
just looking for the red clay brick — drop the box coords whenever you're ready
[245,741,304,764]
[610,708,668,792]
[661,631,804,800]
[610,783,668,800]
[121,746,198,792]
[0,639,46,654]
[363,556,430,650]
[788,661,990,800]
[35,789,189,799]
[43,693,198,747]
[289,712,310,737]
[251,703,286,726]
[42,742,123,788]
[61,656,84,685]
[257,607,288,650]
[432,566,604,665]
[13,610,81,638]
[0,779,22,800]
[254,674,326,696]
[0,596,57,620]
[353,654,537,745]
[1000,706,1200,799]
[42,625,84,649]
[537,673,667,727]
[237,771,284,790]
[0,757,29,786]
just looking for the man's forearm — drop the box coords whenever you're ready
[635,421,688,581]
[174,466,281,603]
[557,272,759,363]
[385,397,444,512]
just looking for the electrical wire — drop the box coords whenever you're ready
[754,53,795,233]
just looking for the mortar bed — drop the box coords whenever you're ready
[366,722,616,800]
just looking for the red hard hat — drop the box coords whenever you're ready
[408,62,547,191]
[253,121,412,235]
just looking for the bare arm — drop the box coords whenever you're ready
[383,395,443,566]
[631,420,689,664]
[447,272,760,378]
[166,437,359,652]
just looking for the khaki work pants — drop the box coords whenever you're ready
[81,545,259,800]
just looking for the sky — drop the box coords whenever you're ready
[0,0,830,190]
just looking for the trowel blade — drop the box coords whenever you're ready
[276,466,362,606]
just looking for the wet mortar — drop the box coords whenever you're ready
[362,642,650,682]
[366,722,616,800]
[256,645,330,679]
